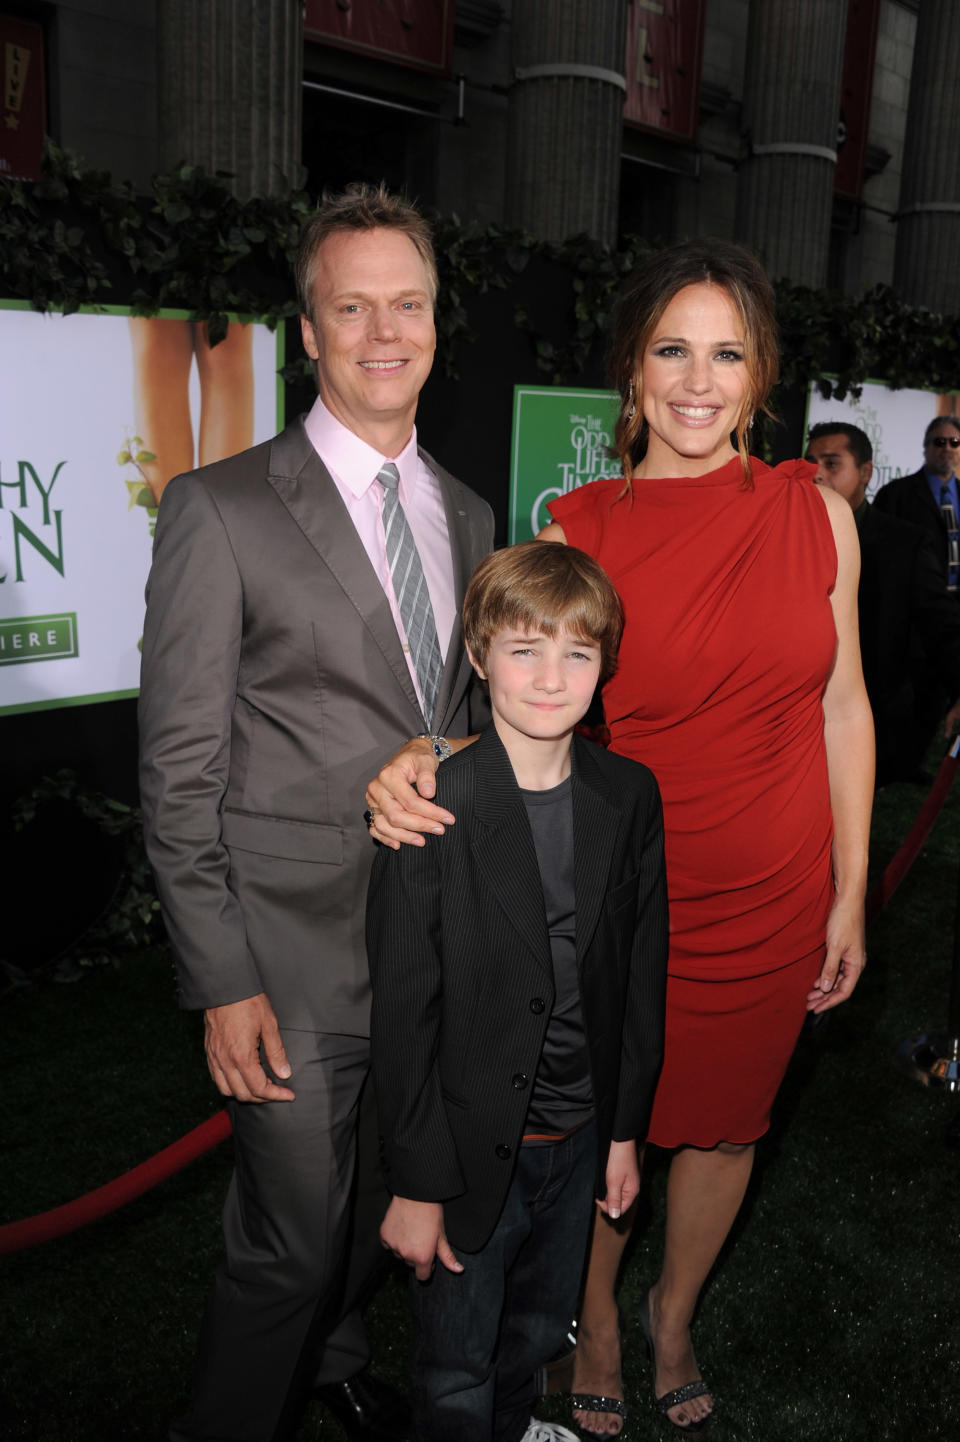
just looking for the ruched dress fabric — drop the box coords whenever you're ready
[548,455,838,1146]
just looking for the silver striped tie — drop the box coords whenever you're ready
[378,462,444,724]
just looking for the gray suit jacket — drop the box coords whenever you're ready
[139,415,494,1034]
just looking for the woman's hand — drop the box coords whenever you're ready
[806,894,866,1012]
[365,736,470,849]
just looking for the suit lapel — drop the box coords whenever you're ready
[427,448,483,731]
[470,728,552,975]
[265,419,423,720]
[570,738,621,966]
[912,470,947,533]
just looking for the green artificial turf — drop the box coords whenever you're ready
[3,767,959,1440]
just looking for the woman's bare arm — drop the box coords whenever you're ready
[808,485,874,1012]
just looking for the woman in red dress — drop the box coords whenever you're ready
[368,240,873,1437]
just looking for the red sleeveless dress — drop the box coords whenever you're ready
[549,455,837,1146]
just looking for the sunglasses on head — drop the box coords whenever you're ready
[931,435,960,448]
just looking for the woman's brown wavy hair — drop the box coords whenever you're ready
[609,239,779,492]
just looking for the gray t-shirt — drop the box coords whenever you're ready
[521,776,594,1139]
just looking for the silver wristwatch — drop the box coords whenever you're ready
[417,732,452,761]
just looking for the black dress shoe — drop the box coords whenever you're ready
[314,1369,413,1441]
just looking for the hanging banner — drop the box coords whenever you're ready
[624,0,705,143]
[805,380,950,499]
[835,0,881,200]
[304,0,454,75]
[0,13,45,181]
[0,305,284,715]
[509,386,622,543]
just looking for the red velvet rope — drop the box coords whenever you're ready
[3,743,958,1259]
[0,1109,232,1257]
[865,738,960,925]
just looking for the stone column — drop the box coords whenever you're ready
[156,0,302,199]
[735,0,848,285]
[506,0,627,247]
[894,0,960,312]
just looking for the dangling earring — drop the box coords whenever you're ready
[747,413,755,431]
[626,380,637,420]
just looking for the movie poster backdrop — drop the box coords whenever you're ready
[805,379,955,498]
[0,304,284,715]
[509,386,622,542]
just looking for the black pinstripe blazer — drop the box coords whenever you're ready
[366,723,668,1253]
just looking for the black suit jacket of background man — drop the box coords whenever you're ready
[873,467,957,589]
[366,724,669,1254]
[857,502,960,783]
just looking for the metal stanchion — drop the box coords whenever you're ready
[893,845,960,1093]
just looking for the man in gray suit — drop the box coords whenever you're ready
[139,184,494,1442]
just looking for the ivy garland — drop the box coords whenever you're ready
[3,143,960,402]
[775,279,960,400]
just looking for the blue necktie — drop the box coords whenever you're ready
[940,484,959,592]
[378,462,444,724]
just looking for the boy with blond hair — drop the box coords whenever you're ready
[367,541,668,1442]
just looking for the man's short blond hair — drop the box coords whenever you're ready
[295,182,438,319]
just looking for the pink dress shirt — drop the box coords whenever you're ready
[303,397,457,714]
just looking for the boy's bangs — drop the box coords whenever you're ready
[498,597,605,649]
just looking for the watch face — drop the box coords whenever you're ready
[431,735,451,760]
[418,731,450,759]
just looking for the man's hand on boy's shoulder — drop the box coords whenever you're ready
[366,734,479,849]
[597,1138,641,1221]
[380,1195,465,1281]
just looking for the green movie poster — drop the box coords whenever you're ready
[509,386,622,542]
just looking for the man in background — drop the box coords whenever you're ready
[873,414,960,595]
[806,421,960,784]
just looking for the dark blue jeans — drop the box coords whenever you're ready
[409,1119,596,1442]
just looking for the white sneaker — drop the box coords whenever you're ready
[520,1422,581,1442]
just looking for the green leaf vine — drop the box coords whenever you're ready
[2,143,960,402]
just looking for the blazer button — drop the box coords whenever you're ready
[530,997,545,1014]
[495,1143,512,1160]
[512,1073,529,1089]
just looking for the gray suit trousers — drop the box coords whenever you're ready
[169,1033,386,1442]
